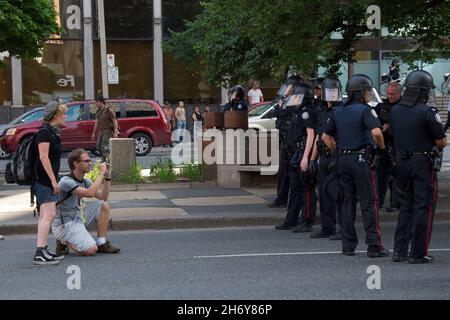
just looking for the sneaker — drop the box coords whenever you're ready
[292,225,313,233]
[45,246,65,261]
[97,241,121,254]
[342,250,356,256]
[386,207,399,213]
[310,231,332,239]
[33,249,60,266]
[56,240,70,256]
[0,234,4,240]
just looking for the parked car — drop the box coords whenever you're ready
[1,99,172,157]
[248,101,278,131]
[0,107,45,159]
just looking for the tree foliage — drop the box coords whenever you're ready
[163,0,450,85]
[0,0,59,61]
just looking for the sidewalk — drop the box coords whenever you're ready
[2,175,450,235]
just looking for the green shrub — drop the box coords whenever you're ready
[179,163,204,182]
[150,158,176,183]
[85,160,101,181]
[117,162,143,184]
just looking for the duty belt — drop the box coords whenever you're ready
[337,148,366,156]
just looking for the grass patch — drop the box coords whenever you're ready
[117,162,143,184]
[150,158,176,183]
[179,162,204,182]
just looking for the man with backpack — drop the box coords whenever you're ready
[33,101,68,265]
[91,96,118,162]
[52,149,120,256]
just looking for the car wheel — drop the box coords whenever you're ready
[0,145,11,159]
[132,133,152,156]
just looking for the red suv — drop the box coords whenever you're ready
[1,99,172,156]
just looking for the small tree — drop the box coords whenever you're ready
[0,0,59,64]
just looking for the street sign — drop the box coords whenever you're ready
[107,54,115,67]
[108,67,119,84]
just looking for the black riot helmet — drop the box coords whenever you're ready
[321,77,342,102]
[343,74,373,106]
[404,70,435,90]
[283,84,314,108]
[277,75,304,97]
[400,70,435,107]
[229,85,246,102]
[313,77,325,90]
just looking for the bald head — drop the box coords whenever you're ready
[387,82,402,104]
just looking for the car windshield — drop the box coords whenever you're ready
[10,109,44,125]
[248,103,274,117]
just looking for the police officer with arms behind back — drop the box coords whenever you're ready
[322,74,389,258]
[268,76,304,208]
[390,70,447,264]
[275,84,317,232]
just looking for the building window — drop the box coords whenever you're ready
[162,0,201,38]
[94,41,154,100]
[163,53,221,105]
[0,54,12,107]
[22,40,84,106]
[93,0,153,39]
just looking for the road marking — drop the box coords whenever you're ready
[193,248,450,259]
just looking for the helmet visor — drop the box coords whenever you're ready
[366,88,382,107]
[322,88,342,102]
[284,94,304,107]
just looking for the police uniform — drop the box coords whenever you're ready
[390,95,445,262]
[314,101,342,236]
[223,98,248,112]
[374,99,399,210]
[283,105,317,228]
[324,97,386,255]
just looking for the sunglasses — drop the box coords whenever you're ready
[79,159,92,163]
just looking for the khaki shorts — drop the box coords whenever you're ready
[52,201,103,253]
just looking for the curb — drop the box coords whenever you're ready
[2,211,450,236]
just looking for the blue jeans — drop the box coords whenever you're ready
[33,181,58,205]
[176,120,186,142]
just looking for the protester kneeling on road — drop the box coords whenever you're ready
[52,149,120,256]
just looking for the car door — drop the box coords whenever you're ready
[60,103,84,150]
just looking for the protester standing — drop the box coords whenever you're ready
[33,101,68,265]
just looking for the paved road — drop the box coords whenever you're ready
[1,223,450,299]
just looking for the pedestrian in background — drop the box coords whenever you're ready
[175,101,187,143]
[91,96,118,162]
[247,80,264,105]
[192,105,204,125]
[203,105,210,118]
[33,101,68,265]
[163,101,175,130]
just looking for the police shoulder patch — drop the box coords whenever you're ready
[435,113,442,124]
[302,112,310,120]
[371,109,378,118]
[429,107,439,113]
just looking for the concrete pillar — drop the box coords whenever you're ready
[97,0,109,98]
[83,0,95,100]
[11,57,23,108]
[153,0,164,103]
[109,138,137,181]
[221,86,228,105]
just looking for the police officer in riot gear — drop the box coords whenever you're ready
[390,70,447,264]
[374,82,401,212]
[310,77,343,240]
[275,84,317,232]
[224,85,249,111]
[268,75,304,208]
[322,74,389,258]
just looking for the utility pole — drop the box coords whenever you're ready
[98,0,108,98]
